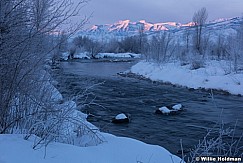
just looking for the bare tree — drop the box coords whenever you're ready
[0,0,88,136]
[237,17,243,70]
[52,31,68,63]
[211,34,227,60]
[192,7,208,55]
[184,28,191,52]
[120,36,141,53]
[221,17,243,73]
[145,31,175,63]
[138,23,147,54]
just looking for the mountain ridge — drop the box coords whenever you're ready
[76,17,241,40]
[86,17,241,34]
[88,19,194,33]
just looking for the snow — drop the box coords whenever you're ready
[61,52,141,60]
[96,52,141,59]
[61,52,90,60]
[46,81,63,102]
[61,52,69,60]
[159,106,171,114]
[114,20,130,31]
[77,16,241,42]
[75,52,90,59]
[115,113,127,120]
[1,80,184,163]
[0,134,183,163]
[131,60,243,95]
[172,104,182,111]
[87,19,194,34]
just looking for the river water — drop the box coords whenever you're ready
[52,59,243,156]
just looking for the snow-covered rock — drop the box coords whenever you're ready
[172,104,183,111]
[159,106,171,114]
[155,106,173,115]
[112,113,130,123]
[155,105,184,115]
[115,113,127,120]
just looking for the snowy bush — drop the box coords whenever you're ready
[2,69,104,148]
[183,93,243,162]
[190,60,204,70]
[185,123,243,163]
[24,100,104,149]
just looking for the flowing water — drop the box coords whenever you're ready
[52,59,243,156]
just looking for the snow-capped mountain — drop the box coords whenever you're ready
[88,19,194,34]
[77,17,242,40]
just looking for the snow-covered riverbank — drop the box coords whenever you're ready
[130,60,243,95]
[0,134,182,163]
[0,75,183,163]
[62,52,141,60]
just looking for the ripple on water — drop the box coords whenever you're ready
[52,61,243,156]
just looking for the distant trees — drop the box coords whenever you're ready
[53,31,69,63]
[144,31,175,63]
[138,24,146,53]
[105,38,122,53]
[214,17,243,73]
[210,34,227,60]
[71,35,146,56]
[238,18,243,47]
[184,28,192,52]
[72,36,103,58]
[73,36,89,49]
[120,36,140,53]
[192,7,208,55]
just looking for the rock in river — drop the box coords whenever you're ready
[112,113,130,124]
[155,104,184,115]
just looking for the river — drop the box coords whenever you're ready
[52,59,243,156]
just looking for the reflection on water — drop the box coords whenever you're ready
[61,59,137,77]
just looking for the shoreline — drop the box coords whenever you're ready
[118,71,242,97]
[128,61,243,97]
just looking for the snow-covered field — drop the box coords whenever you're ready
[131,60,243,95]
[0,133,182,163]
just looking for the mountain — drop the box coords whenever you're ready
[87,19,194,34]
[77,17,242,40]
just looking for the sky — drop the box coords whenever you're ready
[78,0,243,27]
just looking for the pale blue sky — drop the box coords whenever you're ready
[78,0,243,26]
